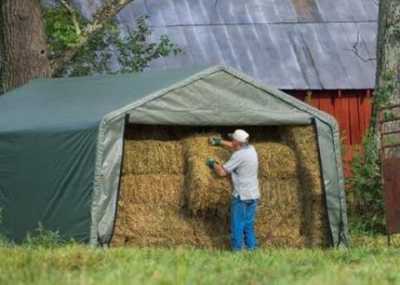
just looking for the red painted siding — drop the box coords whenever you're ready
[284,89,373,177]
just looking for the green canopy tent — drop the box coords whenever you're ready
[0,66,348,246]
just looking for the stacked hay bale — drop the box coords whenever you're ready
[112,127,232,248]
[183,133,232,215]
[282,125,331,247]
[112,127,194,247]
[182,133,232,248]
[112,125,330,248]
[254,142,306,247]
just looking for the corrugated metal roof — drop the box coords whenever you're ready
[69,0,379,90]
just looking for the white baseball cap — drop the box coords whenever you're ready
[229,129,250,143]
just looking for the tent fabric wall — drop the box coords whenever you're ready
[0,65,348,246]
[0,68,204,243]
[0,128,97,242]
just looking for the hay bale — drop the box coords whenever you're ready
[123,140,183,175]
[112,125,330,248]
[111,205,197,247]
[114,186,228,245]
[255,178,305,247]
[191,216,230,249]
[281,125,322,191]
[283,126,329,246]
[182,133,232,214]
[111,207,127,247]
[120,174,184,207]
[254,142,297,178]
[112,204,230,248]
[255,177,329,247]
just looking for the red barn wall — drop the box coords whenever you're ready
[283,89,373,177]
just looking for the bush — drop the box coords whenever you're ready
[347,130,385,234]
[23,223,64,248]
[0,234,11,247]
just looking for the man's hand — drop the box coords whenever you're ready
[206,157,217,169]
[210,136,235,150]
[206,157,228,176]
[209,136,222,146]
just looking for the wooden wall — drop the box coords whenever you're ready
[284,89,373,177]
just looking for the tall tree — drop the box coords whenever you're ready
[341,0,400,233]
[374,0,400,129]
[0,0,51,91]
[0,0,180,93]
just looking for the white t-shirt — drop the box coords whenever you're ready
[223,145,260,200]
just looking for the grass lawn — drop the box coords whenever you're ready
[1,235,400,285]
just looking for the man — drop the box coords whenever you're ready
[206,129,260,251]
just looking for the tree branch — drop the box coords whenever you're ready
[60,0,81,36]
[50,0,135,75]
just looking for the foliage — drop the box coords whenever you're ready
[371,71,398,128]
[0,213,69,248]
[0,61,4,95]
[0,208,11,247]
[117,17,182,73]
[23,223,64,248]
[1,242,400,285]
[347,131,385,233]
[0,235,10,247]
[43,5,182,77]
[43,5,84,60]
[0,6,5,95]
[66,17,181,77]
[347,72,398,234]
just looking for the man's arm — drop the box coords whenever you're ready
[220,140,234,150]
[214,163,228,177]
[206,158,228,177]
[209,137,234,150]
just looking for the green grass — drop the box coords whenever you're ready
[1,235,400,285]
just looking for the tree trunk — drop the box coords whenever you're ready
[0,0,50,92]
[375,0,400,110]
[373,0,400,156]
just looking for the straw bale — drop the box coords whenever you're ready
[281,125,322,191]
[182,133,232,214]
[111,205,195,247]
[111,209,127,247]
[254,142,297,178]
[255,178,305,247]
[255,175,329,246]
[111,204,230,248]
[123,140,183,175]
[281,125,330,246]
[112,125,330,248]
[191,216,230,249]
[119,174,184,207]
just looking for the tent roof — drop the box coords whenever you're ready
[0,67,205,133]
[0,65,335,134]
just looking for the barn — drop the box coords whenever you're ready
[108,0,378,176]
[0,66,348,247]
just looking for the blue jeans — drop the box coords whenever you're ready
[230,196,258,251]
